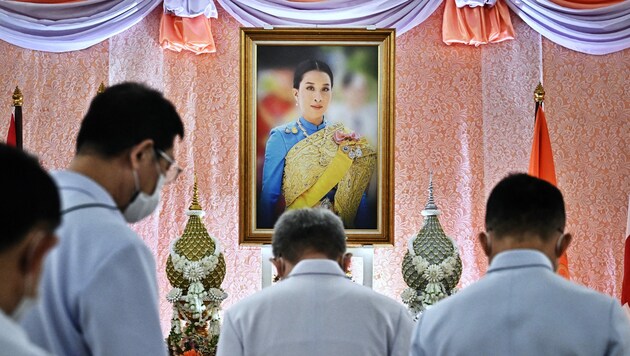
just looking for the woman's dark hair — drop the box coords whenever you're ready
[293,59,334,90]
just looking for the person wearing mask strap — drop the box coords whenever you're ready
[21,82,184,356]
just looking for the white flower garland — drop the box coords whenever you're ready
[402,234,461,316]
[169,238,222,282]
[168,282,228,328]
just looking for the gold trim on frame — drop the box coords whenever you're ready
[239,27,395,245]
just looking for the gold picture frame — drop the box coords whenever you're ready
[239,27,395,245]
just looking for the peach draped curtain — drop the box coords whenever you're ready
[443,0,515,46]
[159,0,217,55]
[2,0,627,55]
[159,14,215,54]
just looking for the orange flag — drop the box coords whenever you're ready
[6,112,16,147]
[528,104,570,279]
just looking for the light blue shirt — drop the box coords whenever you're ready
[410,249,630,356]
[0,310,51,356]
[21,171,167,356]
[259,117,328,228]
[217,259,414,356]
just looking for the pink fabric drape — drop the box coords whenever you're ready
[159,13,216,55]
[0,7,627,333]
[443,0,515,46]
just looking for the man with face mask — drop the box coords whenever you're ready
[410,173,630,356]
[21,82,184,356]
[217,208,414,356]
[0,144,60,355]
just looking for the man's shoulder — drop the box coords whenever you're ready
[423,269,620,320]
[551,274,620,306]
[60,211,140,245]
[55,210,152,270]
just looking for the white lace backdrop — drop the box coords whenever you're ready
[0,6,628,334]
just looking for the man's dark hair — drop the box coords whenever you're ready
[293,59,334,90]
[76,82,184,156]
[272,208,346,263]
[485,173,566,241]
[0,144,60,252]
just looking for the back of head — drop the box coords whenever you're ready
[293,59,334,89]
[0,144,61,252]
[76,82,184,156]
[485,173,565,241]
[272,208,346,264]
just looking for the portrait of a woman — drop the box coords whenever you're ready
[258,59,376,229]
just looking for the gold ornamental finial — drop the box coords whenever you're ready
[97,82,106,94]
[534,82,545,103]
[188,174,202,211]
[12,86,23,107]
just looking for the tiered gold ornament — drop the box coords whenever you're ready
[401,175,462,318]
[166,178,227,356]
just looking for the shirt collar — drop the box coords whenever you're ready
[299,117,327,131]
[51,170,118,208]
[288,259,346,278]
[487,249,553,273]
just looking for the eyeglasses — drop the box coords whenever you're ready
[155,149,183,184]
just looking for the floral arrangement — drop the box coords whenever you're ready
[401,236,460,317]
[167,239,227,356]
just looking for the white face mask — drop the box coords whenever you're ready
[123,169,165,223]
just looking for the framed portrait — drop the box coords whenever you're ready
[239,27,395,245]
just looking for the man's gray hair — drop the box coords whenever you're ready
[272,208,346,263]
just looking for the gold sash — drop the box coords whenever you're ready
[283,122,376,227]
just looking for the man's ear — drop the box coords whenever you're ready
[555,233,572,257]
[341,253,352,273]
[22,229,58,276]
[478,232,492,257]
[271,257,286,279]
[128,139,154,170]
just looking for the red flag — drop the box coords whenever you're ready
[6,112,16,147]
[622,195,630,306]
[528,104,570,279]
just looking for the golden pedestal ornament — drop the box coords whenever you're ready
[166,178,227,356]
[401,175,462,318]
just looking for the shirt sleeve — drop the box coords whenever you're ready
[78,243,167,356]
[259,128,287,228]
[606,300,630,356]
[216,310,244,356]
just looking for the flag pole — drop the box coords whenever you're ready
[12,86,23,149]
[534,82,544,123]
[97,82,106,95]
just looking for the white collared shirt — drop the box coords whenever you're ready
[21,171,167,356]
[0,310,52,356]
[218,259,413,356]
